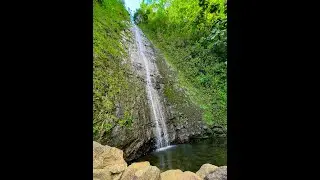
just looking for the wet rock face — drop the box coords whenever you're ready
[100,100,156,162]
[154,54,208,144]
[134,27,209,145]
[98,25,224,162]
[97,26,159,162]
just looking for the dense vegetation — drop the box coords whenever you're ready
[134,0,227,126]
[93,0,138,141]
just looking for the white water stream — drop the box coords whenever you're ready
[132,25,169,149]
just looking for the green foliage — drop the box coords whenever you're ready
[135,0,227,126]
[93,0,135,141]
[118,111,134,127]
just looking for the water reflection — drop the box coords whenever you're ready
[159,153,165,169]
[166,149,172,169]
[136,138,227,172]
[158,145,173,170]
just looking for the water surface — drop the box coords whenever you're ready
[135,137,227,172]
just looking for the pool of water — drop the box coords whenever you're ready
[134,137,227,172]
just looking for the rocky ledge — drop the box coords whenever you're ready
[93,141,227,180]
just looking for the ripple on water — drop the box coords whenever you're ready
[155,145,176,152]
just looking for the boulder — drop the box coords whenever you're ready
[120,161,150,180]
[180,171,202,180]
[196,164,218,179]
[93,141,128,180]
[93,141,127,171]
[93,169,111,180]
[204,166,227,180]
[160,169,183,180]
[112,173,123,180]
[133,165,160,180]
[93,141,105,159]
[160,169,201,180]
[93,169,123,180]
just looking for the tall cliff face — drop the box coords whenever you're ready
[135,27,209,144]
[97,25,155,162]
[93,0,224,162]
[100,25,216,162]
[93,0,153,161]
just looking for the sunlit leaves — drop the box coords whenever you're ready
[135,0,227,126]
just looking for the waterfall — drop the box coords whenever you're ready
[133,25,170,149]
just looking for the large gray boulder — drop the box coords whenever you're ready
[196,164,218,179]
[120,161,150,180]
[133,165,160,180]
[93,141,127,180]
[204,166,227,180]
[160,169,201,180]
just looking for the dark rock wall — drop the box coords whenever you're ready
[98,25,225,162]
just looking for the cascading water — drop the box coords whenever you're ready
[133,25,170,149]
